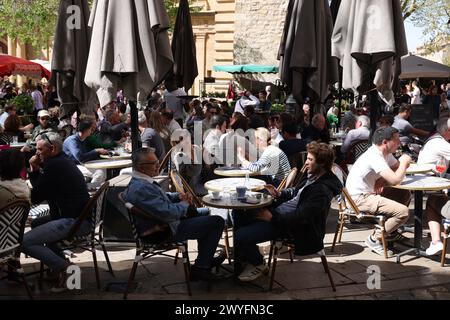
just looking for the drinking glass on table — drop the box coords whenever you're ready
[435,158,447,178]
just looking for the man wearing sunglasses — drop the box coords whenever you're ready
[124,148,226,281]
[23,132,91,292]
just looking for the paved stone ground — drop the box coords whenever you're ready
[1,200,450,300]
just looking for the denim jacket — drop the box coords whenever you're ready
[123,171,189,235]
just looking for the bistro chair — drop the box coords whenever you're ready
[118,192,191,299]
[170,170,231,264]
[0,200,33,299]
[159,147,174,175]
[38,181,113,290]
[345,140,369,164]
[276,167,299,192]
[267,241,336,292]
[267,187,337,292]
[330,164,389,258]
[287,151,307,170]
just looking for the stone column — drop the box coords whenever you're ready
[7,36,16,84]
[15,40,27,87]
[194,33,207,96]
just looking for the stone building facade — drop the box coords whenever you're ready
[192,0,287,95]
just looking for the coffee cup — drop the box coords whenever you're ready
[236,186,247,199]
[211,191,221,200]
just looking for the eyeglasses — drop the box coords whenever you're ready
[40,133,53,147]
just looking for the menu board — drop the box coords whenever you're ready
[409,104,435,132]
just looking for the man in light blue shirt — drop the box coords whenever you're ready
[124,148,226,281]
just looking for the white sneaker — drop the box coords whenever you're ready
[238,262,269,282]
[364,235,394,257]
[425,241,443,256]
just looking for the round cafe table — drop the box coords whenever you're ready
[405,163,433,175]
[100,153,132,160]
[204,177,266,192]
[393,175,450,263]
[84,159,132,180]
[9,142,26,149]
[214,167,260,177]
[202,192,273,210]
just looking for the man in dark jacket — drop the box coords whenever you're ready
[302,114,330,144]
[234,141,342,282]
[22,132,91,291]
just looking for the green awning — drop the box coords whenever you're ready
[213,64,279,74]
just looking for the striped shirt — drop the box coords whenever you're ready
[248,145,291,182]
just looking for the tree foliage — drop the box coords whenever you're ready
[0,0,199,52]
[401,0,450,53]
[0,0,59,52]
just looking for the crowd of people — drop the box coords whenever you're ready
[2,78,450,291]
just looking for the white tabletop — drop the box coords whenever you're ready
[108,174,169,187]
[84,159,132,170]
[214,167,260,177]
[202,192,273,210]
[405,163,434,175]
[329,140,343,147]
[204,177,266,192]
[394,175,450,191]
[9,142,26,148]
[100,153,132,160]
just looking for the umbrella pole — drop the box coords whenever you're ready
[128,100,142,156]
[368,88,380,145]
[337,68,343,128]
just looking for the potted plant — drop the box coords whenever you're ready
[271,103,285,113]
[9,94,34,115]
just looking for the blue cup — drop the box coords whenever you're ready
[236,186,247,199]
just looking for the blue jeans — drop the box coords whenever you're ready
[22,218,91,272]
[234,220,275,266]
[174,215,225,269]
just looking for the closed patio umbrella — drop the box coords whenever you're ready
[171,0,198,92]
[278,0,339,112]
[331,0,408,134]
[51,0,96,119]
[85,0,174,152]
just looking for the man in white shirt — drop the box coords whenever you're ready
[203,115,227,165]
[418,117,450,165]
[410,81,421,105]
[346,127,412,256]
[341,115,370,154]
[234,90,259,115]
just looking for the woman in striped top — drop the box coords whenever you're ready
[237,127,291,186]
